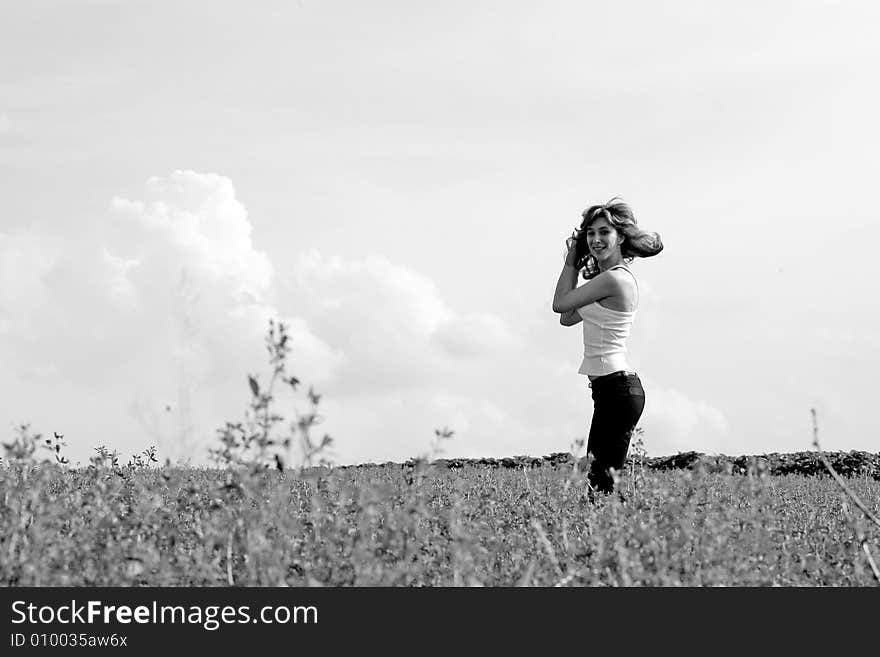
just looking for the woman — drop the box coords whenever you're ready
[552,198,663,496]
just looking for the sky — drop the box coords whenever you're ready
[1,0,878,467]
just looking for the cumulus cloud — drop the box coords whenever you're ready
[287,250,522,399]
[637,383,730,456]
[0,171,341,463]
[108,172,274,301]
[2,170,539,465]
[1,170,733,467]
[317,387,576,466]
[278,250,582,462]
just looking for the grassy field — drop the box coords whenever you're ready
[3,321,877,586]
[2,455,878,587]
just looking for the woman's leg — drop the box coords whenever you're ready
[586,375,645,494]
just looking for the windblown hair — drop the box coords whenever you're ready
[570,197,663,279]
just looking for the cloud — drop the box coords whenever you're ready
[287,250,522,399]
[108,171,273,302]
[0,171,342,463]
[294,250,452,344]
[278,250,594,463]
[0,170,735,467]
[317,388,573,466]
[433,312,522,359]
[2,170,540,466]
[0,112,10,134]
[637,383,730,456]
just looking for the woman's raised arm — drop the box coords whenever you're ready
[559,309,582,326]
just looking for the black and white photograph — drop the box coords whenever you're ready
[1,0,878,632]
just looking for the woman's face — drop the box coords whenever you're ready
[585,216,623,263]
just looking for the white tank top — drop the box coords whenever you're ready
[575,266,638,376]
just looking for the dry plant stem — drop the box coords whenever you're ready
[863,544,880,582]
[522,466,533,495]
[811,409,880,529]
[811,408,880,585]
[226,532,235,586]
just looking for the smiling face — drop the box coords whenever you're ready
[585,216,624,266]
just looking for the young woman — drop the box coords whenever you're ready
[552,198,663,496]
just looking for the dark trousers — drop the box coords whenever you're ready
[585,371,645,494]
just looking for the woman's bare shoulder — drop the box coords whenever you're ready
[605,267,638,310]
[606,267,636,287]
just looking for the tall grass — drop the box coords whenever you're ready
[1,320,878,586]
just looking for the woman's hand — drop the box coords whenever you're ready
[564,230,580,267]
